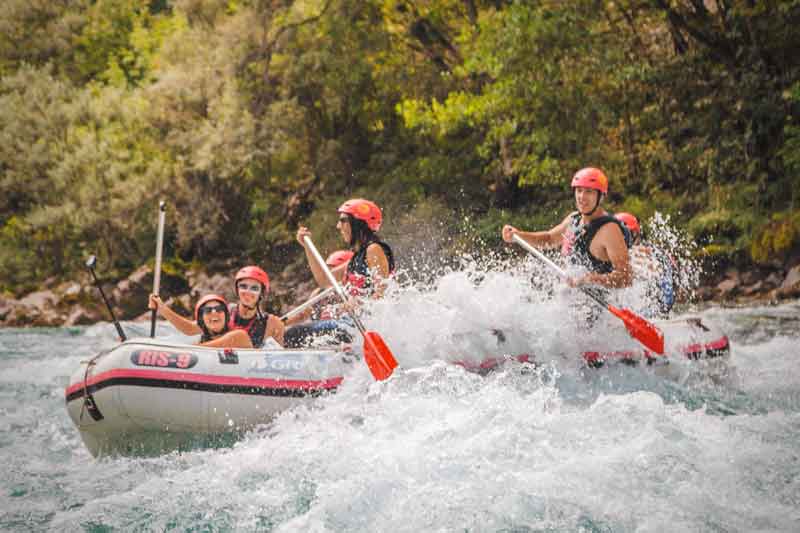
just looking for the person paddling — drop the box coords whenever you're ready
[149,265,284,347]
[502,167,633,289]
[616,212,675,317]
[297,198,395,301]
[289,199,394,347]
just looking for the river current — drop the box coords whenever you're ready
[1,267,799,531]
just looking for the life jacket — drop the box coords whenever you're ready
[561,212,632,274]
[228,303,267,348]
[345,239,395,296]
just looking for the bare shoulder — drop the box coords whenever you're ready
[366,242,387,259]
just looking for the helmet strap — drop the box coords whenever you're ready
[580,192,603,217]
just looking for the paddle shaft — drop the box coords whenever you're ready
[511,234,610,308]
[302,236,369,337]
[280,286,335,322]
[86,261,127,341]
[150,201,166,337]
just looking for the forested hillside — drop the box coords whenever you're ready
[2,0,799,294]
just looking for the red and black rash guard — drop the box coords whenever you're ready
[228,303,267,348]
[561,212,631,274]
[345,240,395,296]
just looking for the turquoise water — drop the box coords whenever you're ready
[2,300,800,531]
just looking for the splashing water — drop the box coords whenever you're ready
[2,233,799,530]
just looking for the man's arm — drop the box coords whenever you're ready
[502,215,572,249]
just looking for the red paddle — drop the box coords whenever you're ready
[303,236,398,380]
[512,234,665,355]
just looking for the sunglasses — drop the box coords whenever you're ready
[337,216,350,224]
[238,283,262,293]
[201,303,226,314]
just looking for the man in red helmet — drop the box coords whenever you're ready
[149,265,285,347]
[502,167,632,289]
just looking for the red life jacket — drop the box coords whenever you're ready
[227,303,267,347]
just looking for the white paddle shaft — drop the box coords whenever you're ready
[153,201,166,295]
[280,286,335,321]
[302,236,368,336]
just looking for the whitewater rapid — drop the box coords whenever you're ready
[1,263,799,530]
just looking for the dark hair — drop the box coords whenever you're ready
[346,215,376,248]
[198,304,230,342]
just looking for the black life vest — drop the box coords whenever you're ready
[345,239,395,296]
[228,303,267,348]
[561,213,631,274]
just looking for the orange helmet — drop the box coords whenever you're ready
[194,294,228,322]
[338,198,382,231]
[234,265,270,293]
[326,250,354,267]
[571,167,608,195]
[615,212,640,234]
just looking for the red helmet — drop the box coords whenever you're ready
[615,212,640,234]
[326,250,354,267]
[338,198,382,231]
[234,265,270,294]
[194,294,228,322]
[571,167,608,195]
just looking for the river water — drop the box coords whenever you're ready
[1,272,799,531]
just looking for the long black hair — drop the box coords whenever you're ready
[346,215,376,249]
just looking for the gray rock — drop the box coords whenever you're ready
[19,290,57,309]
[716,278,738,297]
[58,282,83,303]
[780,265,800,290]
[64,307,95,326]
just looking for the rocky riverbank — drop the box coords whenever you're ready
[1,259,799,328]
[0,261,318,328]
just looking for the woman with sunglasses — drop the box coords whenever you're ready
[296,198,394,300]
[146,293,252,347]
[227,266,285,347]
[148,265,285,347]
[193,294,252,347]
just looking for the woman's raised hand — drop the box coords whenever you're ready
[501,225,519,244]
[296,226,312,247]
[148,294,163,311]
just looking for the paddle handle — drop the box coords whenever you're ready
[302,236,368,336]
[87,262,127,342]
[280,286,335,321]
[153,201,166,295]
[511,234,609,308]
[150,201,166,338]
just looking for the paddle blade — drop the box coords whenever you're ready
[607,305,665,355]
[363,331,398,381]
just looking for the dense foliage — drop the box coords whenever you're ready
[1,0,799,293]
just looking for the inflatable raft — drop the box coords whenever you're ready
[65,317,729,457]
[65,339,347,457]
[452,316,730,372]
